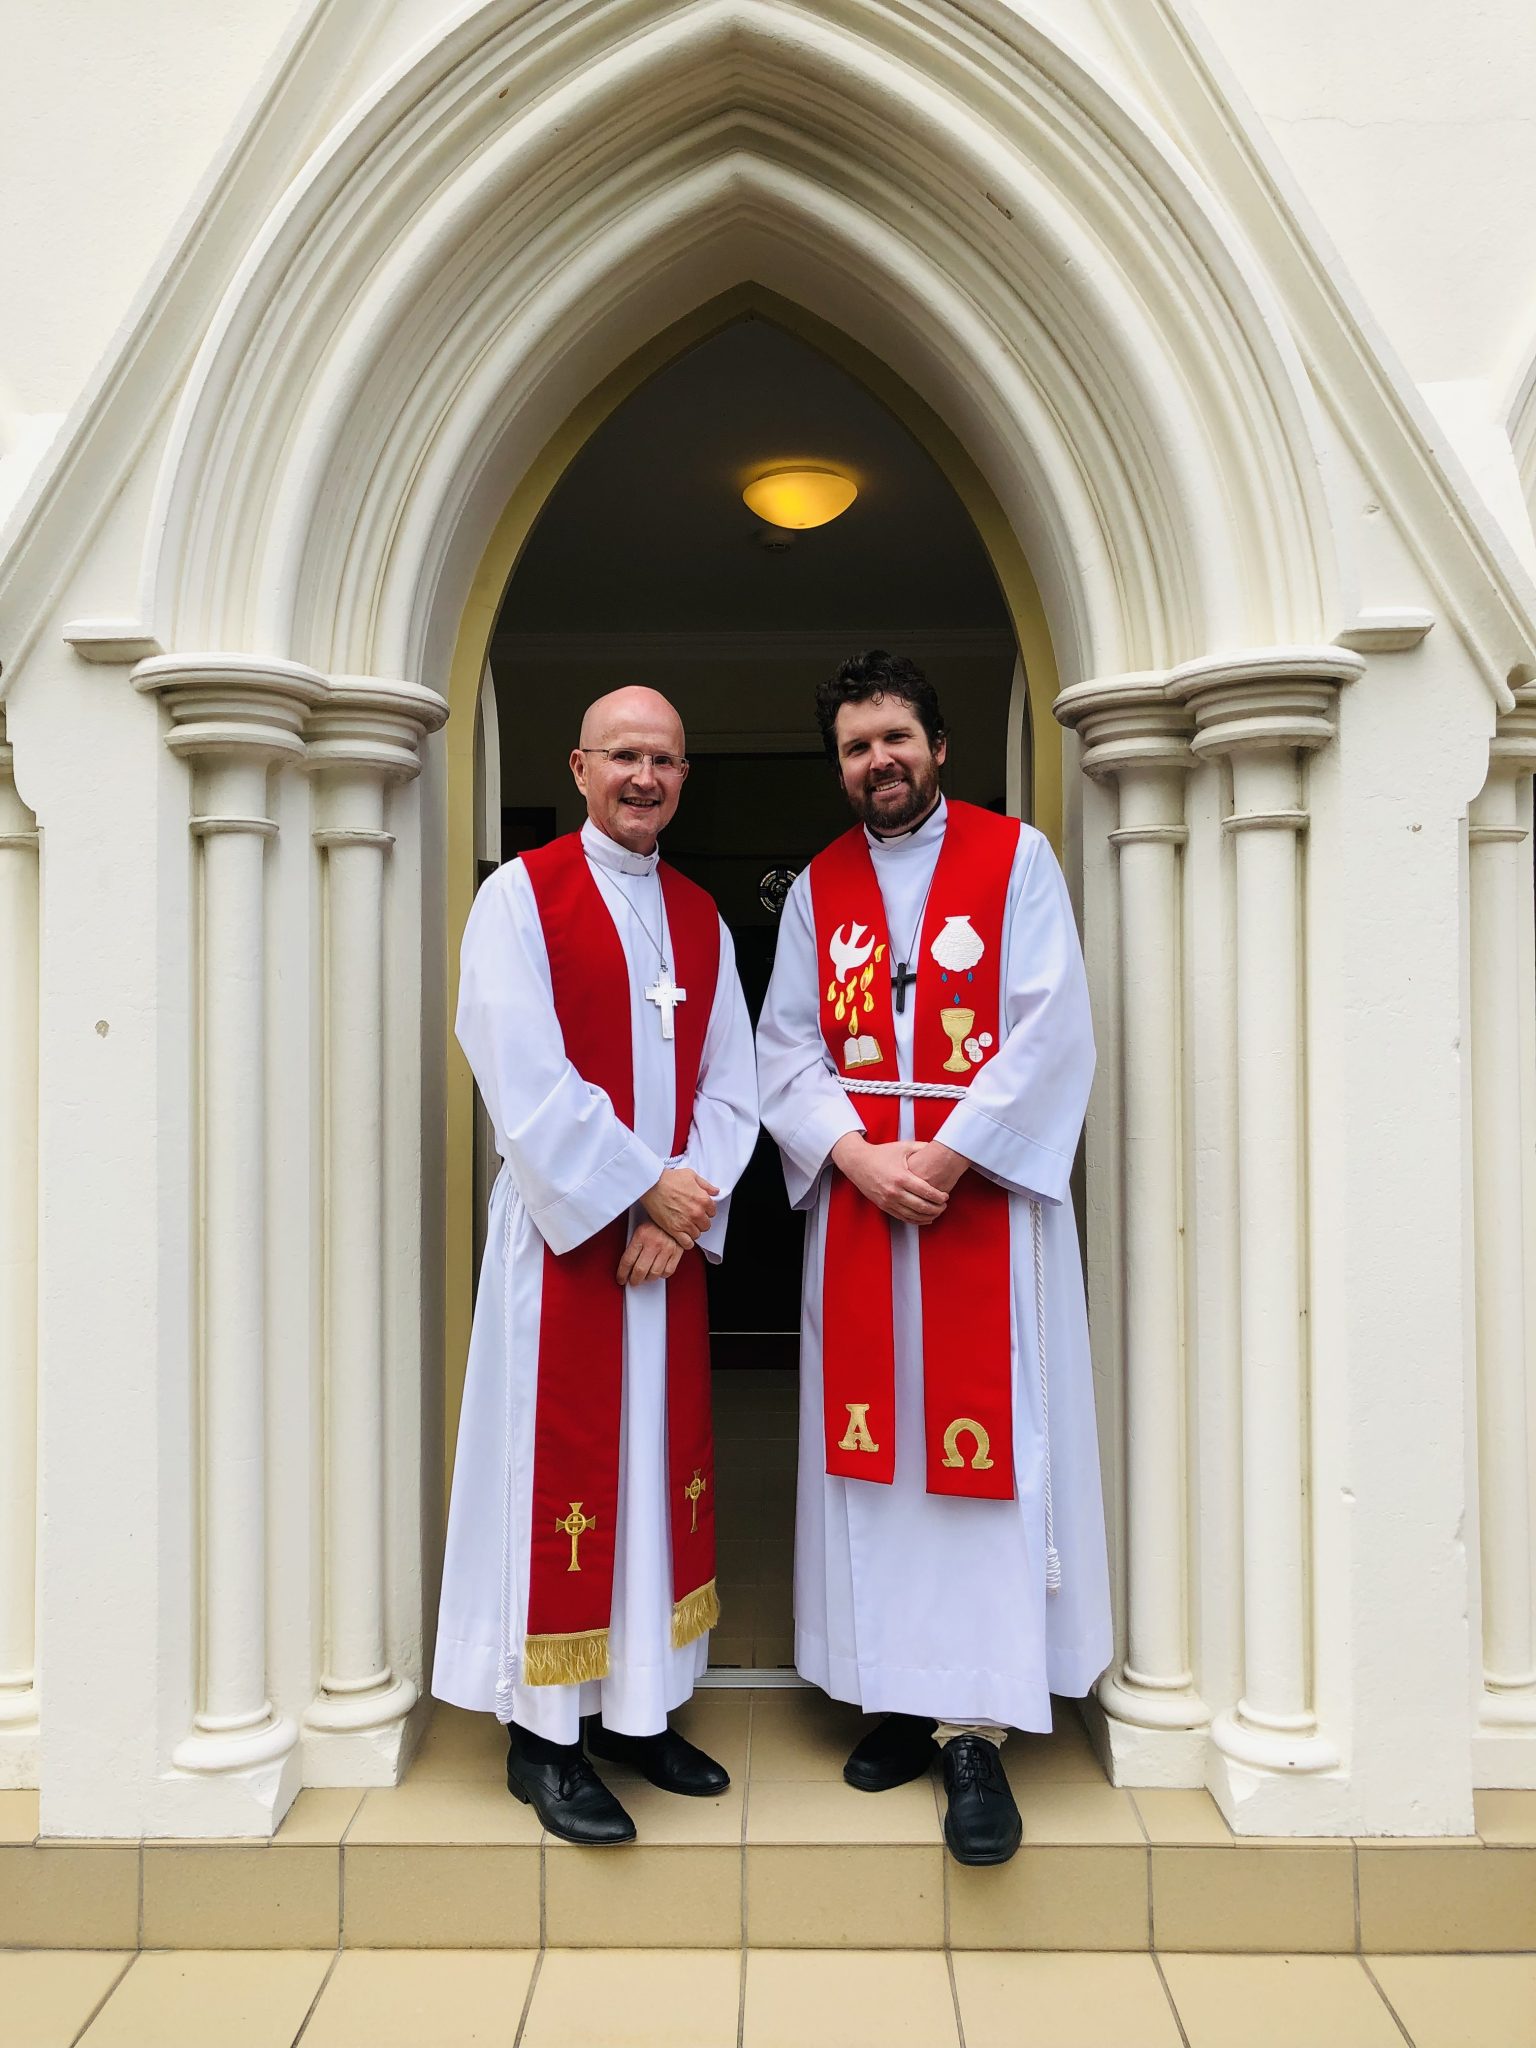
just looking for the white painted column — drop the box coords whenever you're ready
[301,679,444,1782]
[133,656,324,1817]
[0,708,41,1784]
[1469,685,1536,1767]
[1183,651,1360,1798]
[1057,679,1208,1777]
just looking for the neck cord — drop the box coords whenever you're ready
[585,853,670,972]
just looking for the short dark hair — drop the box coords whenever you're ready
[814,650,948,765]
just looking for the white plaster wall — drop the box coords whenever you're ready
[1183,0,1536,395]
[0,0,302,416]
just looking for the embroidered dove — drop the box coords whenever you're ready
[829,921,876,981]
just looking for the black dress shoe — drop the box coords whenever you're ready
[940,1734,1022,1865]
[505,1723,636,1844]
[583,1718,730,1796]
[843,1712,938,1791]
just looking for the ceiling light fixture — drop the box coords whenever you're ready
[741,466,858,530]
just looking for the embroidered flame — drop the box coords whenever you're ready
[826,945,886,1033]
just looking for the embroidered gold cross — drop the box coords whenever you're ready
[684,1468,707,1534]
[556,1500,597,1572]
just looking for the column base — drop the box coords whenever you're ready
[1474,1688,1536,1786]
[151,1721,302,1839]
[0,1688,39,1788]
[1208,1707,1353,1835]
[1086,1676,1210,1786]
[302,1674,421,1785]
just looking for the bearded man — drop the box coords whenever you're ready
[756,650,1110,1865]
[435,687,758,1844]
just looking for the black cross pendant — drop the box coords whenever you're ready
[892,959,917,1013]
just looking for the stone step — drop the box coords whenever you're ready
[2,1694,1533,1955]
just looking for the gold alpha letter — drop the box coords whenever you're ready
[838,1403,880,1454]
[941,1418,994,1471]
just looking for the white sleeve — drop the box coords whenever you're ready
[455,862,663,1254]
[678,918,760,1263]
[755,873,863,1213]
[934,830,1095,1204]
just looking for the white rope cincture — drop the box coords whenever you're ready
[494,1185,519,1721]
[837,1076,968,1100]
[1032,1195,1061,1594]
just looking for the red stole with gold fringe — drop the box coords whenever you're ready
[519,833,720,1686]
[808,801,1019,1500]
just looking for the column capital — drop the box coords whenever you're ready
[1053,672,1195,780]
[303,677,448,785]
[132,654,326,767]
[1488,682,1536,780]
[1171,646,1365,761]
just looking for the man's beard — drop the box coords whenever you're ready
[853,760,942,834]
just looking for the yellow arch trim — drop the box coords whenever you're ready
[441,285,1062,1490]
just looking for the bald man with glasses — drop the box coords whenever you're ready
[435,688,759,1843]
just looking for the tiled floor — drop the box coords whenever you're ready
[4,1945,1535,2046]
[4,1698,1535,1961]
[710,1368,797,1670]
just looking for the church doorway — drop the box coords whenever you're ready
[473,313,1025,1673]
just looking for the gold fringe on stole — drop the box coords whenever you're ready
[671,1578,720,1650]
[522,1627,611,1688]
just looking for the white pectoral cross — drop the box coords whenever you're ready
[645,965,688,1039]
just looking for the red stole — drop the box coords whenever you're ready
[808,801,1019,1500]
[519,833,721,1686]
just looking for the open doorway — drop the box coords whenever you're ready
[481,315,1021,1671]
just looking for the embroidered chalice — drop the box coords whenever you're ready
[941,1005,976,1072]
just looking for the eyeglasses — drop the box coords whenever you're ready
[579,747,689,776]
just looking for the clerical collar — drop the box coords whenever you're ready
[865,794,947,850]
[582,816,659,877]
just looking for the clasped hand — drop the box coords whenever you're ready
[831,1135,967,1224]
[617,1166,720,1287]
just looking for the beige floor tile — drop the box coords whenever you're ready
[1152,1844,1355,1952]
[79,1950,332,2048]
[753,1687,872,1785]
[301,1949,535,2048]
[522,1949,741,2047]
[1473,1789,1536,1845]
[346,1779,541,1845]
[748,1776,940,1844]
[343,1844,539,1946]
[1161,1955,1405,2048]
[1132,1790,1232,1845]
[1358,1843,1536,1951]
[1004,1727,1110,1787]
[747,1845,943,1947]
[744,1950,957,2048]
[1018,1779,1144,1845]
[948,1844,1149,1950]
[275,1790,364,1845]
[1371,1953,1536,2048]
[953,1951,1183,2048]
[140,1844,338,1948]
[666,1694,752,1783]
[0,1791,39,1846]
[0,1845,139,1948]
[545,1842,741,1947]
[405,1707,507,1784]
[0,1951,130,2048]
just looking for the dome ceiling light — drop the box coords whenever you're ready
[742,466,858,530]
